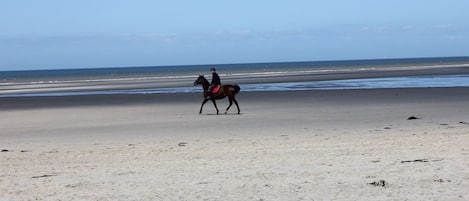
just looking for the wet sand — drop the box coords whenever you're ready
[1,86,469,200]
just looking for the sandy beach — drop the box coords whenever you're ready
[1,85,469,200]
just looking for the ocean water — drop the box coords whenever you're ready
[3,56,469,82]
[1,57,469,97]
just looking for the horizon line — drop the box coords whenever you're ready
[2,55,469,72]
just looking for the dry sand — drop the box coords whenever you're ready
[1,88,469,200]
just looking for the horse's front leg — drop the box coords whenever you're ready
[199,99,209,114]
[211,99,219,115]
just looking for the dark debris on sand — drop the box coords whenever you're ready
[401,158,443,163]
[32,174,57,179]
[407,116,420,120]
[434,179,451,183]
[368,180,388,187]
[401,159,429,163]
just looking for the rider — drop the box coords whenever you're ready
[207,68,221,99]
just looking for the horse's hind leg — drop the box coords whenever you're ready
[233,98,240,114]
[225,97,234,114]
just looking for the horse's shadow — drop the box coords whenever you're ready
[205,113,243,116]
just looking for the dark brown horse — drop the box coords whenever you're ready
[193,75,241,115]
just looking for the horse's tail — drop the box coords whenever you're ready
[234,85,240,94]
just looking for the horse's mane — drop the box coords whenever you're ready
[199,75,210,84]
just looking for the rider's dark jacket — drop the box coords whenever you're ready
[211,72,221,86]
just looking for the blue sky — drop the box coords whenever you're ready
[1,0,469,70]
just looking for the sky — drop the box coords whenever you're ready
[1,0,469,70]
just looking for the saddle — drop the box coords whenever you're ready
[212,85,221,93]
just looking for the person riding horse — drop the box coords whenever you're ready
[207,68,221,99]
[193,74,241,115]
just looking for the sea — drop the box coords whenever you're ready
[1,57,469,97]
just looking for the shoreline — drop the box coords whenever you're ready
[2,65,469,97]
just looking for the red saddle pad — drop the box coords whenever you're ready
[212,85,221,93]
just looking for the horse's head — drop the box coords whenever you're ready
[193,75,208,86]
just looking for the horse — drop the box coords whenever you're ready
[193,75,241,115]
